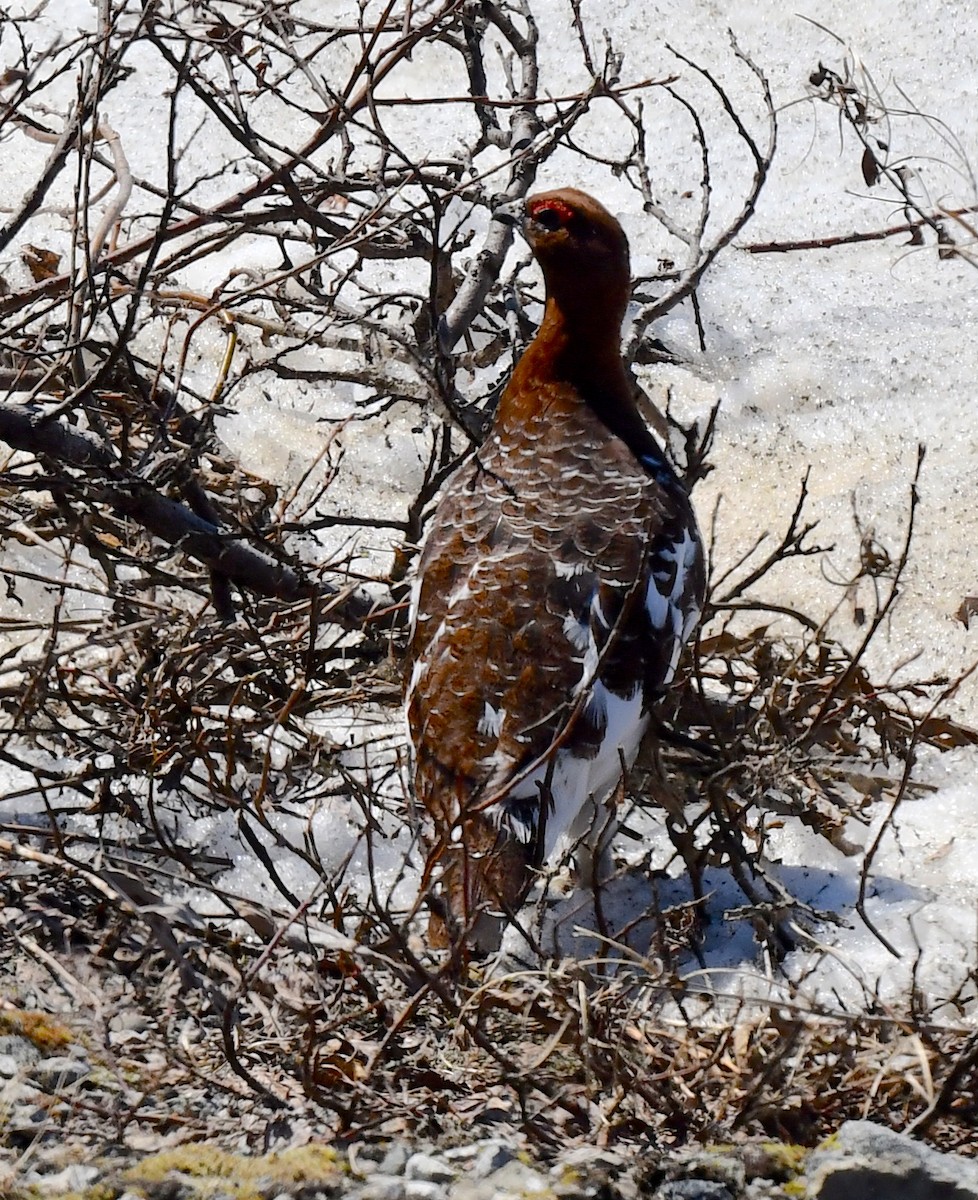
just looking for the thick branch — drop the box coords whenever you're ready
[0,402,308,604]
[101,484,308,602]
[0,402,115,468]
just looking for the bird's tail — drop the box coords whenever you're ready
[424,802,534,958]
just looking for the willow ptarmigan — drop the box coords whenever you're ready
[405,187,705,955]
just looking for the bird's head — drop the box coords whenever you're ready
[515,188,631,325]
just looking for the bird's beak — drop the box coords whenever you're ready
[491,197,524,227]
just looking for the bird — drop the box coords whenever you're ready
[405,187,705,956]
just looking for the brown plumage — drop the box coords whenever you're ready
[405,188,705,955]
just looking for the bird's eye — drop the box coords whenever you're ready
[533,206,563,231]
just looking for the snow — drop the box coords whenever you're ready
[3,1,978,1025]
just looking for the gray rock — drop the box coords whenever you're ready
[29,1055,91,1090]
[404,1182,445,1200]
[471,1141,516,1179]
[360,1173,407,1200]
[379,1144,410,1176]
[348,1142,382,1178]
[656,1184,733,1200]
[665,1150,745,1194]
[0,1053,23,1078]
[442,1184,484,1200]
[743,1183,792,1200]
[108,1029,149,1048]
[109,1010,151,1033]
[0,1035,41,1068]
[24,1163,102,1193]
[557,1146,628,1174]
[807,1120,978,1200]
[5,1101,52,1140]
[1,1078,40,1106]
[481,1159,548,1195]
[404,1152,455,1183]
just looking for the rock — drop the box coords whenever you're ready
[481,1159,549,1195]
[379,1144,410,1176]
[109,1010,152,1033]
[556,1146,628,1175]
[0,1035,41,1070]
[0,1053,23,1078]
[359,1173,407,1200]
[655,1184,733,1200]
[262,1116,298,1152]
[807,1120,978,1200]
[4,1101,54,1147]
[471,1097,515,1125]
[741,1142,807,1183]
[349,1140,388,1175]
[23,1163,102,1193]
[1,1078,39,1106]
[742,1183,792,1200]
[664,1149,745,1195]
[549,1145,631,1199]
[29,1055,91,1091]
[471,1141,516,1179]
[404,1182,445,1200]
[404,1152,455,1183]
[109,1029,151,1048]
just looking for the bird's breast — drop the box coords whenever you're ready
[407,395,702,842]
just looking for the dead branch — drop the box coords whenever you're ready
[625,33,777,359]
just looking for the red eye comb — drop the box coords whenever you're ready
[528,197,574,226]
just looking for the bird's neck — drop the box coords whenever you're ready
[501,297,625,407]
[495,295,656,460]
